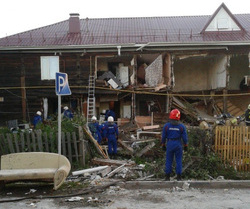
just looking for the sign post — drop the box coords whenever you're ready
[55,72,71,154]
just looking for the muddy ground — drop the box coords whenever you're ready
[0,180,250,209]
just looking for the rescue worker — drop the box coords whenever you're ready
[161,109,188,181]
[104,116,119,159]
[33,111,43,128]
[63,106,73,120]
[105,109,116,121]
[245,104,250,126]
[88,116,102,144]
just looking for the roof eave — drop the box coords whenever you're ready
[0,41,249,53]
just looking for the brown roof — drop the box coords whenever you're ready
[0,14,249,48]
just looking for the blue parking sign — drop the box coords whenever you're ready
[55,72,71,95]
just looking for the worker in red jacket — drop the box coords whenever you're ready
[161,109,188,181]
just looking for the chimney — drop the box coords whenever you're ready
[69,13,80,34]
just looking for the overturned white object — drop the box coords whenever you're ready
[72,166,109,176]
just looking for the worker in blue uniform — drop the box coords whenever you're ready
[104,116,119,159]
[33,111,43,128]
[63,106,73,120]
[105,109,116,121]
[88,116,102,144]
[161,109,188,181]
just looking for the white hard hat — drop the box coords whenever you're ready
[108,116,114,122]
[248,104,250,110]
[36,111,42,116]
[91,116,97,121]
[64,106,69,110]
[102,109,106,114]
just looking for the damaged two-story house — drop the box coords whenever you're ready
[0,3,249,126]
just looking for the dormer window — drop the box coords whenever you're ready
[201,3,244,33]
[217,18,229,29]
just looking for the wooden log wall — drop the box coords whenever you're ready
[0,53,91,126]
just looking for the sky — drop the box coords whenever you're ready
[0,0,249,38]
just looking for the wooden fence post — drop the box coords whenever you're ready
[79,126,85,167]
[72,132,79,162]
[66,132,72,163]
[6,134,14,153]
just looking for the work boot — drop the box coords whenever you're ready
[165,174,170,181]
[109,154,113,159]
[177,174,182,181]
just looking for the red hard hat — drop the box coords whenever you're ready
[169,109,181,120]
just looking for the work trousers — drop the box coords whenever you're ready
[107,137,117,155]
[165,140,183,175]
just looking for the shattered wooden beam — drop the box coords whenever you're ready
[132,138,157,145]
[83,127,108,159]
[142,125,160,130]
[106,163,126,178]
[117,139,134,155]
[136,142,156,157]
[92,157,136,167]
[100,166,112,177]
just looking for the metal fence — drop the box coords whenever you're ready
[215,126,250,172]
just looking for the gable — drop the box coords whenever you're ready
[205,7,240,31]
[202,3,244,33]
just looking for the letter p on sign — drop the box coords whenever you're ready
[55,72,71,95]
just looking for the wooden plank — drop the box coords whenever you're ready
[66,132,72,163]
[31,132,36,151]
[136,142,155,157]
[6,134,14,153]
[106,164,126,178]
[226,126,230,161]
[26,132,31,152]
[72,132,79,162]
[117,139,134,155]
[233,126,237,169]
[217,126,221,156]
[78,126,85,165]
[61,132,66,156]
[92,157,136,167]
[36,130,43,152]
[83,127,108,159]
[229,126,233,163]
[13,134,19,153]
[20,133,25,152]
[239,127,242,171]
[43,132,49,152]
[142,125,160,130]
[50,132,56,153]
[215,126,218,152]
[242,127,246,171]
[0,134,7,155]
[236,127,240,171]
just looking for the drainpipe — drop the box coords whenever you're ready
[117,46,121,56]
